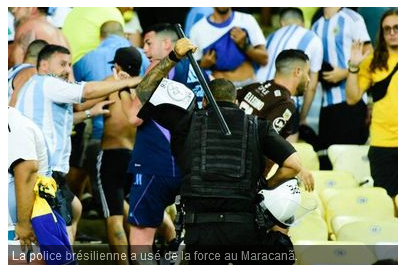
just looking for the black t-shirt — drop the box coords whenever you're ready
[237,80,297,138]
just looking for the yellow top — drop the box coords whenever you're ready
[358,53,398,147]
[62,7,124,64]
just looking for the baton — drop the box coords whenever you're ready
[174,23,231,136]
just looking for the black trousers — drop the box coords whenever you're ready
[318,100,369,149]
[184,222,262,265]
[318,101,369,169]
[368,146,398,197]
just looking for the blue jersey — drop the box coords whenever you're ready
[128,120,181,177]
[128,57,205,177]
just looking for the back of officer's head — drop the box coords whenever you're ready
[275,49,309,76]
[209,78,237,102]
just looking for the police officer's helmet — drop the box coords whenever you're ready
[257,178,301,228]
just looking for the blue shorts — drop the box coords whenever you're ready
[128,173,182,227]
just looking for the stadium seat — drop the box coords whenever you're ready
[312,170,358,193]
[321,187,394,234]
[301,189,324,218]
[291,142,320,171]
[289,214,328,243]
[328,144,372,185]
[331,215,398,236]
[335,219,398,245]
[394,194,398,217]
[294,241,376,265]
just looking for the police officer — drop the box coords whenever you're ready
[132,38,302,265]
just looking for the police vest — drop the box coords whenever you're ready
[181,107,264,203]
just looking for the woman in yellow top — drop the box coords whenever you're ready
[346,8,398,198]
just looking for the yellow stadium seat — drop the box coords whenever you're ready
[394,194,398,217]
[331,215,398,236]
[335,219,398,245]
[289,214,328,243]
[300,189,325,218]
[321,187,394,234]
[312,170,358,193]
[328,144,372,185]
[295,241,376,265]
[292,142,319,171]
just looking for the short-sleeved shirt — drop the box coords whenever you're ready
[256,24,323,82]
[357,53,398,147]
[190,11,266,71]
[15,74,86,174]
[237,80,297,138]
[8,107,51,224]
[312,8,371,107]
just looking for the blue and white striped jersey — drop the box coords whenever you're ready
[8,63,35,101]
[312,8,370,107]
[15,74,86,174]
[256,24,323,82]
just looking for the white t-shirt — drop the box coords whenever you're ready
[8,107,51,225]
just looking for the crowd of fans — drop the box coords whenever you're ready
[7,7,397,265]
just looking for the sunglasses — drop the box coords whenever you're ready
[383,25,398,35]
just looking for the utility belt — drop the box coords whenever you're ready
[184,212,254,224]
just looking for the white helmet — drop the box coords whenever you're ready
[257,178,301,228]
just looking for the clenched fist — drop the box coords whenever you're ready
[173,38,198,59]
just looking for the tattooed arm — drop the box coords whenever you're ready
[136,38,197,104]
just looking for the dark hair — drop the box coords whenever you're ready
[279,7,304,22]
[209,78,236,102]
[37,7,49,15]
[37,44,70,69]
[372,259,398,265]
[143,23,178,41]
[275,49,309,74]
[25,39,48,61]
[370,8,398,72]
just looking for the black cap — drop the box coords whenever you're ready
[109,46,142,77]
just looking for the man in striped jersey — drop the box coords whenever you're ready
[15,44,142,244]
[256,7,323,130]
[312,7,373,169]
[8,39,48,106]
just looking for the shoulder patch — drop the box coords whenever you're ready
[274,90,281,97]
[282,108,292,121]
[272,117,286,134]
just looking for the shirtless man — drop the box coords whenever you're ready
[190,7,268,88]
[9,7,70,67]
[8,39,48,107]
[97,47,141,265]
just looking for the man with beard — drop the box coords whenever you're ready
[15,44,142,244]
[190,7,268,88]
[237,49,314,193]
